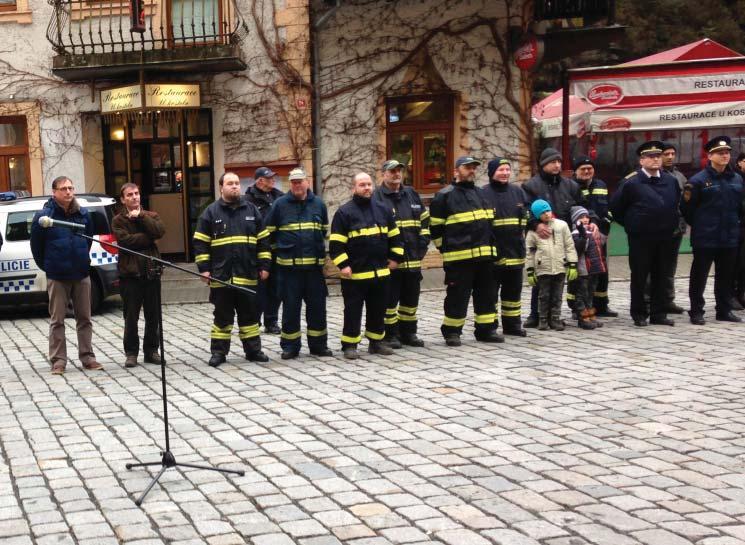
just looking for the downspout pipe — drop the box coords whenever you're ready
[311,1,340,196]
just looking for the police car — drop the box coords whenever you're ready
[0,192,120,313]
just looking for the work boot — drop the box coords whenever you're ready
[475,331,505,343]
[386,336,403,349]
[343,346,359,360]
[125,355,138,368]
[281,349,300,360]
[538,318,549,331]
[503,326,527,337]
[729,297,744,311]
[650,315,674,326]
[368,341,394,355]
[588,308,603,328]
[524,315,539,328]
[208,353,226,367]
[246,351,269,362]
[549,317,565,331]
[310,347,333,357]
[716,311,742,323]
[264,324,281,335]
[444,334,461,347]
[400,334,425,347]
[689,311,705,325]
[595,307,619,317]
[665,303,685,314]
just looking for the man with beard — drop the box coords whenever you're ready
[330,172,403,359]
[194,172,272,367]
[660,143,688,314]
[480,157,529,337]
[569,155,617,320]
[681,136,744,325]
[372,159,429,348]
[430,156,502,346]
[522,148,585,327]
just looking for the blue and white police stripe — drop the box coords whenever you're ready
[0,279,35,292]
[90,251,118,265]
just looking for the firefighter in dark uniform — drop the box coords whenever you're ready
[245,166,283,334]
[609,141,680,327]
[480,157,529,337]
[570,155,617,317]
[330,172,403,360]
[430,156,502,346]
[194,172,272,367]
[681,135,744,325]
[264,167,333,359]
[372,159,429,348]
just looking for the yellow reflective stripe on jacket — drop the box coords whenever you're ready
[257,229,270,240]
[420,210,430,220]
[348,226,388,238]
[210,235,257,247]
[279,222,324,231]
[195,254,210,263]
[332,252,349,266]
[387,227,400,238]
[276,257,324,266]
[349,268,390,280]
[497,257,525,266]
[442,245,495,262]
[265,225,277,233]
[329,233,348,243]
[399,260,422,269]
[396,219,421,228]
[420,229,431,236]
[391,246,404,256]
[492,218,521,226]
[430,216,445,226]
[257,252,272,260]
[233,276,258,286]
[445,209,492,225]
[592,188,608,195]
[194,231,211,242]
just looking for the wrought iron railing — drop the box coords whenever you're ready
[534,0,614,21]
[47,0,248,56]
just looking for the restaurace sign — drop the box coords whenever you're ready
[101,84,201,113]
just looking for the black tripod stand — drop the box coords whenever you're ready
[76,232,250,506]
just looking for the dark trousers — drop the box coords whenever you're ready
[277,267,328,352]
[209,287,261,356]
[628,236,677,320]
[733,236,745,299]
[340,277,388,348]
[568,275,599,312]
[494,266,523,332]
[385,269,423,339]
[689,247,737,316]
[665,234,683,306]
[441,261,497,337]
[257,265,281,327]
[120,277,159,356]
[593,243,610,310]
[537,273,565,321]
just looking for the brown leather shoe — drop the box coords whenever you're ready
[124,355,138,368]
[51,361,66,375]
[83,361,104,370]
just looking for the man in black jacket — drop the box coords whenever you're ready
[522,148,585,327]
[372,159,429,348]
[245,166,283,334]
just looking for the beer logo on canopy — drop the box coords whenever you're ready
[599,117,632,131]
[514,35,544,72]
[587,84,623,106]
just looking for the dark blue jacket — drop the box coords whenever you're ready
[264,191,328,268]
[372,184,430,270]
[680,163,743,249]
[576,177,611,235]
[609,169,681,239]
[30,197,93,281]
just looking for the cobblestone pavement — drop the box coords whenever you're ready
[2,280,745,545]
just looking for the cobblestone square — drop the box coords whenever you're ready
[2,280,745,545]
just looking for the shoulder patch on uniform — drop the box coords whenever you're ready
[683,184,692,202]
[624,172,635,179]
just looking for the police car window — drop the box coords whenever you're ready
[87,206,111,235]
[5,211,34,241]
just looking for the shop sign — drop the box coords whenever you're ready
[101,83,201,113]
[101,85,141,114]
[586,84,623,106]
[514,35,544,72]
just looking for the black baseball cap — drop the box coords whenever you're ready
[255,166,277,178]
[455,156,481,168]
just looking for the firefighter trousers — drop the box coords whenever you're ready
[385,269,422,339]
[340,277,388,349]
[494,266,523,332]
[277,267,328,352]
[441,261,497,338]
[209,286,261,356]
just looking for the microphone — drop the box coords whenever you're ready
[38,216,86,231]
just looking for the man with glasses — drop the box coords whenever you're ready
[31,176,103,375]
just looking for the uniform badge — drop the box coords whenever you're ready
[683,184,692,202]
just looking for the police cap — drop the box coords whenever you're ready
[704,135,732,153]
[636,140,665,157]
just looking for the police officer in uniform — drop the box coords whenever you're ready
[264,168,333,359]
[245,166,283,334]
[194,172,272,366]
[660,142,688,314]
[681,136,744,325]
[372,159,429,348]
[330,172,403,359]
[480,157,529,337]
[570,155,617,317]
[609,141,680,327]
[430,156,502,346]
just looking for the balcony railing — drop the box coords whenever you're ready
[534,0,614,21]
[47,0,248,80]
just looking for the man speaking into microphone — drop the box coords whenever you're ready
[31,176,103,375]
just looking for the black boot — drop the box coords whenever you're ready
[475,331,505,343]
[538,318,549,331]
[524,315,539,328]
[208,353,226,367]
[400,334,425,347]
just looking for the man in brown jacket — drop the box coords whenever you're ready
[112,183,165,367]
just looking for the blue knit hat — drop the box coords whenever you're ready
[531,199,552,219]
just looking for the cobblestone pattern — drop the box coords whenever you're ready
[2,281,745,545]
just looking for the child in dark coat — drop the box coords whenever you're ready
[569,206,608,329]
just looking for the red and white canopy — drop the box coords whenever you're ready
[533,39,745,138]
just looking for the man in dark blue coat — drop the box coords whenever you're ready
[610,141,681,327]
[681,136,744,325]
[30,176,102,375]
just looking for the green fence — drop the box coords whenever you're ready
[607,223,691,256]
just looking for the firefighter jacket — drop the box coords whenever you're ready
[329,194,403,280]
[193,197,272,288]
[372,184,430,270]
[429,181,496,264]
[480,181,528,268]
[263,191,329,268]
[245,184,284,217]
[575,177,612,235]
[681,163,744,250]
[524,171,585,224]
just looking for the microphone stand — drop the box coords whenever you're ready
[74,232,248,506]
